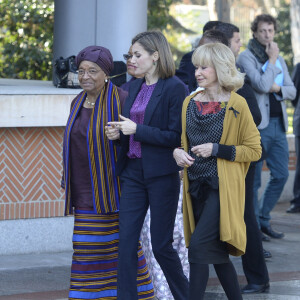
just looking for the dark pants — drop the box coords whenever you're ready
[242,163,269,284]
[117,159,189,300]
[292,136,300,206]
[188,188,228,264]
[188,188,242,300]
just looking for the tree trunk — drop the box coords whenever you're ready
[207,0,218,20]
[207,0,231,22]
[215,0,231,22]
[291,0,300,64]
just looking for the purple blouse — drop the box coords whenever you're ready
[70,107,94,209]
[127,82,156,158]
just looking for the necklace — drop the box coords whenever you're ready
[85,97,96,106]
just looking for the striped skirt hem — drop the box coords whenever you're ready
[68,209,154,300]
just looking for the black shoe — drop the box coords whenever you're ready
[286,204,300,213]
[263,248,272,259]
[261,232,270,242]
[261,226,284,239]
[241,282,270,294]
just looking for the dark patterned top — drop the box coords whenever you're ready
[187,99,234,180]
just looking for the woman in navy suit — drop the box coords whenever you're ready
[106,30,188,300]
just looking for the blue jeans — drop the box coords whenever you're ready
[253,117,289,229]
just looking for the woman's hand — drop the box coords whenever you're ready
[191,143,213,158]
[107,115,137,135]
[105,125,120,140]
[173,148,195,167]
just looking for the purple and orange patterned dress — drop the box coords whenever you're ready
[62,82,154,300]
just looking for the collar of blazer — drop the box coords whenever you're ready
[123,77,165,126]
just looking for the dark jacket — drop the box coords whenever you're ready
[177,51,197,92]
[292,63,300,136]
[236,64,262,127]
[116,76,186,179]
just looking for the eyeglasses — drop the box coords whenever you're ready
[78,69,100,77]
[123,54,133,61]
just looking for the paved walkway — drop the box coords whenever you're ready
[0,202,299,300]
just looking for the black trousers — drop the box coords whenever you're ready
[188,187,229,264]
[242,163,269,284]
[116,159,189,300]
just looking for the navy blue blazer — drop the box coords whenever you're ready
[178,50,197,92]
[116,76,186,179]
[292,63,300,136]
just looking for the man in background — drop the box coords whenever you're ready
[177,21,222,92]
[215,22,270,294]
[287,63,300,213]
[237,14,296,239]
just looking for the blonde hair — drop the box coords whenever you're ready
[132,30,175,79]
[192,43,244,92]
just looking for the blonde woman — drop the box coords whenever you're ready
[173,43,262,300]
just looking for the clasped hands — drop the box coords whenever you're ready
[173,143,213,168]
[105,115,137,140]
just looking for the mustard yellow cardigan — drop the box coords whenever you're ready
[181,91,262,256]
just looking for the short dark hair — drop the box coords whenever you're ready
[214,22,239,40]
[198,30,229,47]
[251,14,277,32]
[203,21,222,33]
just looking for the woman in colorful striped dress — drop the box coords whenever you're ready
[62,45,154,300]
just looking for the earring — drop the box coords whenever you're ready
[153,61,156,66]
[105,78,108,83]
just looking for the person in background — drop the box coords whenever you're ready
[202,20,222,32]
[287,62,300,213]
[216,21,270,243]
[237,14,296,239]
[174,43,262,300]
[120,46,142,92]
[106,30,189,300]
[61,45,154,300]
[198,24,270,293]
[177,29,229,92]
[140,186,189,300]
[214,22,241,57]
[177,20,223,92]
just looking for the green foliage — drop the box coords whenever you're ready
[275,0,293,73]
[0,0,294,80]
[148,0,176,30]
[148,0,203,67]
[0,0,54,80]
